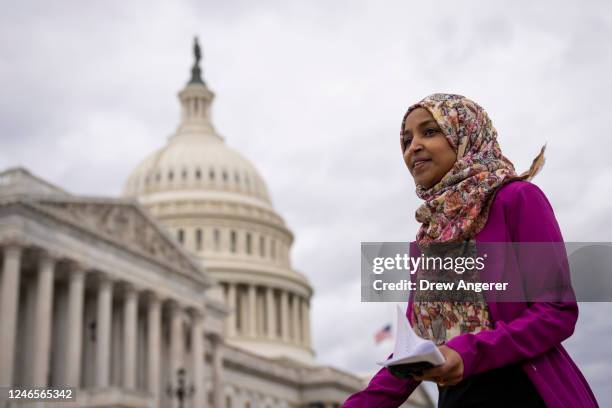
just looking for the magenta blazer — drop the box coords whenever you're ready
[343,181,599,407]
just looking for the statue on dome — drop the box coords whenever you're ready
[193,36,201,66]
[189,36,204,84]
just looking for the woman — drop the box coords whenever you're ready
[343,94,598,407]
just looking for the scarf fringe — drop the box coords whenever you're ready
[519,144,546,181]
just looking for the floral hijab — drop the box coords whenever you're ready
[401,93,545,245]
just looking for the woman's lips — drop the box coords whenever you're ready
[413,159,431,171]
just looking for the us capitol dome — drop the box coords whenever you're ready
[123,39,314,364]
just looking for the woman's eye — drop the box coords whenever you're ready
[403,136,413,147]
[424,128,439,136]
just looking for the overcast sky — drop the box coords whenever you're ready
[2,0,611,405]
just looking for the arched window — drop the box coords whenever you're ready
[230,230,237,253]
[209,168,216,181]
[259,236,265,257]
[271,239,276,259]
[195,168,202,180]
[246,233,252,255]
[177,228,184,244]
[195,229,202,251]
[214,229,220,251]
[168,170,174,181]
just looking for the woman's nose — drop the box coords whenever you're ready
[408,142,424,155]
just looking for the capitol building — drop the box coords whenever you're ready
[0,40,433,408]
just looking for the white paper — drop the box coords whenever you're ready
[377,305,446,368]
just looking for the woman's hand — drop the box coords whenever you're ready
[412,345,464,386]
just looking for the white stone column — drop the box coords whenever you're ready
[247,284,256,337]
[123,285,137,390]
[95,276,113,388]
[0,244,22,386]
[280,290,289,342]
[65,265,85,387]
[301,298,311,347]
[211,335,224,408]
[191,311,205,408]
[291,294,300,343]
[265,287,276,339]
[31,253,56,386]
[226,283,236,338]
[147,293,161,407]
[169,302,184,408]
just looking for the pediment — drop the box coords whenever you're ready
[29,198,201,276]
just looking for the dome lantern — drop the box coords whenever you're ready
[176,37,218,138]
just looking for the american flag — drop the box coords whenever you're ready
[374,323,392,344]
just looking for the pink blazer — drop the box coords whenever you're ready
[343,181,599,408]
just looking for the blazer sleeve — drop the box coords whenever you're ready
[444,182,579,379]
[342,355,420,407]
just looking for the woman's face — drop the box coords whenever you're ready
[402,107,457,189]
